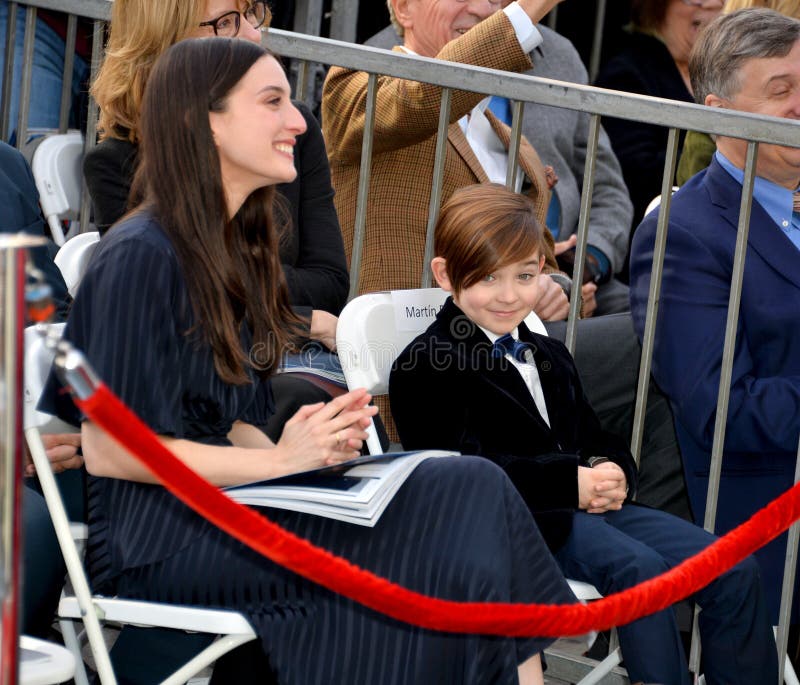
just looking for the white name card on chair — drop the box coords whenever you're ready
[390,288,448,333]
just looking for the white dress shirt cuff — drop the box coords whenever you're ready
[503,3,543,54]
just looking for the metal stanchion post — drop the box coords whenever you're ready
[0,234,46,685]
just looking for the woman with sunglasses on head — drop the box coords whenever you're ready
[84,0,348,440]
[45,37,576,685]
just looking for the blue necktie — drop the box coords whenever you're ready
[487,96,512,125]
[545,193,561,237]
[493,333,533,363]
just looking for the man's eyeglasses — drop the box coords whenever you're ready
[199,1,271,37]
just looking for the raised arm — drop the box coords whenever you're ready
[322,10,533,161]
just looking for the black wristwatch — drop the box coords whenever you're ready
[585,456,610,468]
[548,272,572,300]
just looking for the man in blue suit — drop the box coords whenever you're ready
[629,8,800,621]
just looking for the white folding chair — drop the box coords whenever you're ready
[644,185,680,218]
[30,131,85,246]
[24,324,257,685]
[336,289,625,685]
[53,231,100,298]
[20,634,76,685]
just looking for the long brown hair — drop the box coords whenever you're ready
[132,37,303,383]
[434,183,544,295]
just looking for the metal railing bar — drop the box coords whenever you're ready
[1,2,18,141]
[689,139,758,678]
[588,0,607,82]
[294,60,310,105]
[12,0,110,21]
[776,437,800,685]
[563,113,601,355]
[329,0,358,43]
[347,72,378,300]
[78,17,103,234]
[421,87,452,289]
[292,0,324,36]
[58,13,77,133]
[266,29,800,147]
[15,5,37,148]
[703,139,758,534]
[504,99,524,192]
[629,127,680,467]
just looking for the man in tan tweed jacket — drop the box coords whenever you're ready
[323,0,574,321]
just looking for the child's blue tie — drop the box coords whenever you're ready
[492,333,533,363]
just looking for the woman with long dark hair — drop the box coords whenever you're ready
[44,37,575,684]
[84,0,350,439]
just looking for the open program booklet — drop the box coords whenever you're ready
[225,450,457,527]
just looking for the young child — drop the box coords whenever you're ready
[388,183,777,685]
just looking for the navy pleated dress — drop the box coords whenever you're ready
[42,211,576,684]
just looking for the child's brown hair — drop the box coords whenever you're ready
[434,183,545,294]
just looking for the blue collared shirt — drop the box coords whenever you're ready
[715,151,800,252]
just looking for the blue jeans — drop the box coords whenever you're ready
[555,505,777,685]
[0,1,89,142]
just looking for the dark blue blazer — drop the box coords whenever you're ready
[629,157,800,617]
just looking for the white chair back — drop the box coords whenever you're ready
[336,288,547,454]
[30,131,85,246]
[644,186,680,218]
[54,231,100,298]
[23,323,75,434]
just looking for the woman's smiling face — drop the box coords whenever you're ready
[209,54,307,212]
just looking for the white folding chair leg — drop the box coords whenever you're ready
[46,215,67,246]
[160,634,257,685]
[58,617,91,685]
[365,419,382,455]
[574,646,623,685]
[26,427,118,685]
[784,655,800,685]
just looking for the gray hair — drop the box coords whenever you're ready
[388,0,404,37]
[690,8,800,103]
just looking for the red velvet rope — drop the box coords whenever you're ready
[77,383,800,637]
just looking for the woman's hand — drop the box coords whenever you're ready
[82,390,377,486]
[578,462,627,513]
[310,310,338,351]
[25,433,83,477]
[274,388,378,472]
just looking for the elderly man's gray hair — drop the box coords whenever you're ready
[387,0,404,37]
[690,8,800,105]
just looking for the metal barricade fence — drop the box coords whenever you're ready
[265,33,800,680]
[3,2,800,682]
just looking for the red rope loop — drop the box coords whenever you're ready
[77,383,800,637]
